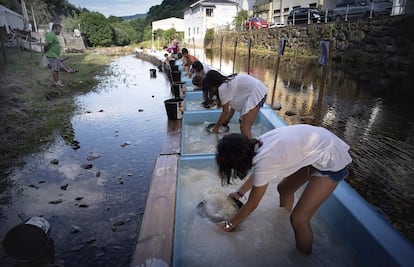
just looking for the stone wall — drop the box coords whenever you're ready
[213,15,414,68]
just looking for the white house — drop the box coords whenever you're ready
[152,17,185,32]
[183,0,240,47]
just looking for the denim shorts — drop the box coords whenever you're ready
[256,94,267,107]
[310,166,349,182]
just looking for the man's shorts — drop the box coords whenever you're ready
[47,57,60,72]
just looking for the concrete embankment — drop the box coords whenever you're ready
[211,15,414,68]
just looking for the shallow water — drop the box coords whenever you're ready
[183,121,268,154]
[175,166,357,267]
[0,55,171,266]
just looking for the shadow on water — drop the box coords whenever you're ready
[0,55,172,266]
[205,48,414,243]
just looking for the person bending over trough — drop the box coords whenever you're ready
[215,124,352,254]
[203,70,267,139]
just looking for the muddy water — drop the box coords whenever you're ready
[200,48,414,243]
[0,56,172,266]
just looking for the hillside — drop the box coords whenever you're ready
[146,0,197,20]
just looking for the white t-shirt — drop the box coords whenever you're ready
[201,63,211,76]
[218,73,268,116]
[252,124,352,187]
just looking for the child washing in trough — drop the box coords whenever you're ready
[203,70,268,139]
[214,124,352,254]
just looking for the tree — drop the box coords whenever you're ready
[129,18,147,43]
[163,28,177,42]
[204,28,214,46]
[233,10,249,31]
[62,10,81,34]
[111,22,138,45]
[80,12,112,47]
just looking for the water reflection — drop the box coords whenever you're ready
[204,48,414,243]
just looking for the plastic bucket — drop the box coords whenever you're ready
[164,98,184,120]
[171,82,186,98]
[172,71,181,82]
[2,217,52,262]
[149,68,156,78]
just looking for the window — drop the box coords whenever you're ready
[206,8,213,17]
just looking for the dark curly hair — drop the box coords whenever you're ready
[216,133,262,185]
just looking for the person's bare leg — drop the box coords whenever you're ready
[52,70,59,83]
[290,176,338,254]
[240,106,260,139]
[277,167,309,211]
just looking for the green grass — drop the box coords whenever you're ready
[0,50,113,175]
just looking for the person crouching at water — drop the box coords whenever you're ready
[203,70,267,139]
[215,124,352,254]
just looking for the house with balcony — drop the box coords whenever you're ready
[183,0,240,47]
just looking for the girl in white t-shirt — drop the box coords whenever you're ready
[215,124,352,254]
[203,70,268,139]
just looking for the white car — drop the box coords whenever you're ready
[269,22,286,28]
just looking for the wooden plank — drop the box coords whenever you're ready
[131,154,178,267]
[160,120,182,155]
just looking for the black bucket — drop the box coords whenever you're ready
[149,68,156,78]
[2,217,52,262]
[172,71,181,82]
[164,98,184,120]
[171,82,186,98]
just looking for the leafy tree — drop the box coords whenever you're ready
[146,0,196,21]
[107,16,123,24]
[129,18,147,43]
[233,10,249,31]
[143,25,153,41]
[111,21,138,45]
[154,29,164,39]
[80,12,112,47]
[204,28,214,46]
[62,10,81,33]
[163,28,177,41]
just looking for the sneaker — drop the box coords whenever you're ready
[55,80,64,87]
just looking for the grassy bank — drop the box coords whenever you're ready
[0,49,114,177]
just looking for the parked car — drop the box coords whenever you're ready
[269,22,286,28]
[287,7,322,25]
[245,17,269,29]
[330,0,393,22]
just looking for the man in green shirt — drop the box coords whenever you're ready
[44,23,64,87]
